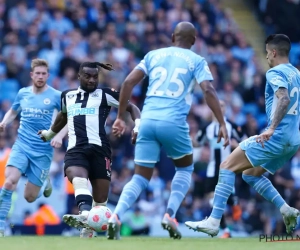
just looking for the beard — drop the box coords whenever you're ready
[80,84,98,93]
[34,81,46,88]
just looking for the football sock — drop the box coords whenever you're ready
[72,177,93,212]
[210,169,235,225]
[220,216,227,230]
[114,174,149,220]
[242,174,285,209]
[166,164,193,218]
[93,199,107,207]
[227,194,238,206]
[0,188,13,231]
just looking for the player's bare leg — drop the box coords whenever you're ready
[107,165,152,240]
[243,167,300,234]
[62,166,92,230]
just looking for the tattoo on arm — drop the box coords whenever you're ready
[270,88,290,130]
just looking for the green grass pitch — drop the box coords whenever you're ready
[0,237,299,250]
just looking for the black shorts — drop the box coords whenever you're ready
[64,144,112,181]
[204,176,219,194]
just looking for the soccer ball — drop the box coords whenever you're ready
[87,206,112,232]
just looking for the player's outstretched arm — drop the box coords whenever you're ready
[51,125,68,148]
[126,102,141,122]
[117,69,144,120]
[256,87,290,147]
[0,108,19,132]
[125,102,141,144]
[200,80,229,147]
[38,111,67,142]
[112,69,144,140]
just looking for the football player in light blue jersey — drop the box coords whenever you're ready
[186,34,300,237]
[107,22,229,240]
[0,59,67,236]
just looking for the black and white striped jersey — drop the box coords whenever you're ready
[196,118,244,177]
[61,87,119,151]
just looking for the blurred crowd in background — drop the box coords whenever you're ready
[0,0,300,237]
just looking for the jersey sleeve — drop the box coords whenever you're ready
[195,125,208,145]
[11,89,22,112]
[103,88,120,108]
[266,69,288,92]
[194,58,214,84]
[134,53,149,76]
[61,91,67,113]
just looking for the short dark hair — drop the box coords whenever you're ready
[265,34,291,57]
[79,62,114,73]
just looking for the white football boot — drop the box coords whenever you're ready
[185,218,219,237]
[63,211,91,230]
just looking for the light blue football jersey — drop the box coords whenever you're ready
[11,86,61,153]
[135,46,213,122]
[265,63,300,145]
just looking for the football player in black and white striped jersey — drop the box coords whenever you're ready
[39,62,141,237]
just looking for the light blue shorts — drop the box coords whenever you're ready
[134,119,193,167]
[240,134,299,174]
[6,141,52,186]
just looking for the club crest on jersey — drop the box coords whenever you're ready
[91,92,99,97]
[43,98,51,105]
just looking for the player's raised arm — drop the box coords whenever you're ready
[200,81,229,147]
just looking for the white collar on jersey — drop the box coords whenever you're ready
[77,87,99,94]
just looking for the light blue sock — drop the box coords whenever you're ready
[114,174,149,219]
[0,188,13,231]
[36,179,48,199]
[211,169,235,220]
[167,164,193,218]
[242,174,285,209]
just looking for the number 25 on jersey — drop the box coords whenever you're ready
[148,67,188,98]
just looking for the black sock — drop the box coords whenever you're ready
[220,216,226,229]
[76,194,93,212]
[166,208,174,217]
[227,194,239,206]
